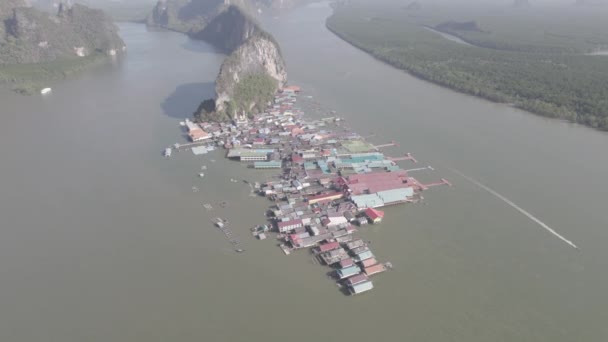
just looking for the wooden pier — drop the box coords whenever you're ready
[214,218,244,252]
[173,141,211,151]
[373,141,399,149]
[387,152,418,163]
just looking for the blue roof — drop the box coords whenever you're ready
[354,250,374,262]
[347,153,385,163]
[351,194,384,209]
[317,160,330,174]
[337,265,361,278]
[253,149,275,153]
[254,161,282,168]
[304,162,316,170]
[377,187,414,204]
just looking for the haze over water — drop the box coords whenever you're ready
[1,3,607,341]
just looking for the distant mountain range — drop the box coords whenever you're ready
[575,0,607,6]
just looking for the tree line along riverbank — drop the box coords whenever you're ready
[326,3,608,131]
[0,53,109,95]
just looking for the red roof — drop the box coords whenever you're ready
[319,241,340,253]
[365,208,385,220]
[188,129,209,141]
[292,154,304,163]
[339,258,354,268]
[364,263,386,276]
[291,127,305,136]
[344,171,409,195]
[307,191,343,202]
[360,258,378,268]
[345,273,369,286]
[277,219,303,229]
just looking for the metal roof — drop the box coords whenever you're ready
[364,263,386,276]
[345,273,369,286]
[350,280,374,294]
[337,265,361,278]
[354,250,374,262]
[351,194,384,209]
[227,148,274,158]
[254,161,282,168]
[377,187,414,204]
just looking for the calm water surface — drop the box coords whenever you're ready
[1,4,607,341]
[423,26,475,46]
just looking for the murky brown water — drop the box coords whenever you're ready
[1,4,607,341]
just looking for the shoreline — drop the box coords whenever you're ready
[0,53,115,95]
[325,18,608,132]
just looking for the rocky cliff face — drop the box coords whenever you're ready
[191,5,260,53]
[147,1,287,122]
[405,1,422,10]
[146,0,253,34]
[146,0,308,33]
[214,31,287,112]
[1,2,125,64]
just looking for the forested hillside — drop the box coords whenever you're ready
[327,2,608,130]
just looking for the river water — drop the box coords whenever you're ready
[423,26,475,46]
[1,3,607,341]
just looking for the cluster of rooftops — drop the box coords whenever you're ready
[181,86,449,295]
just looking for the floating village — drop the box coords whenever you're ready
[166,86,451,296]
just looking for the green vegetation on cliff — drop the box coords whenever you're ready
[0,2,124,93]
[0,52,107,84]
[327,1,608,130]
[149,1,287,122]
[195,72,279,122]
[232,73,278,113]
[1,3,124,65]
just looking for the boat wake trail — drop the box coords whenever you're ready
[449,168,578,249]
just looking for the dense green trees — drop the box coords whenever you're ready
[327,4,608,130]
[195,73,278,122]
[233,73,278,116]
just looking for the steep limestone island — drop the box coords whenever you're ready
[0,0,125,93]
[146,0,305,31]
[205,27,287,121]
[192,4,263,53]
[147,0,286,122]
[147,0,245,34]
[405,1,422,11]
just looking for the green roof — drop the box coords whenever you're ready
[254,161,282,168]
[341,140,376,154]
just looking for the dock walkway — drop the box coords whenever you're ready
[214,218,244,252]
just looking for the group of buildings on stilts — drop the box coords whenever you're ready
[170,86,450,295]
